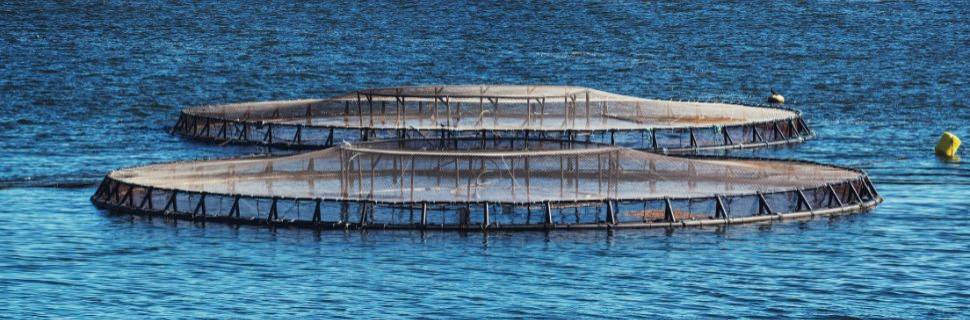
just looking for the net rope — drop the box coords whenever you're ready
[109,139,859,204]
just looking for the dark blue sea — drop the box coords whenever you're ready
[1,1,968,318]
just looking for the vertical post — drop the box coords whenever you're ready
[342,100,349,125]
[202,118,211,137]
[796,189,813,213]
[864,177,878,199]
[193,192,207,219]
[108,182,120,203]
[788,119,799,137]
[827,184,844,207]
[757,192,773,215]
[219,121,228,140]
[164,190,178,213]
[139,187,153,210]
[264,123,274,144]
[597,153,602,193]
[477,95,484,128]
[189,116,198,136]
[230,195,241,218]
[663,198,675,222]
[752,125,764,143]
[396,96,403,127]
[525,98,532,127]
[313,198,322,223]
[407,155,415,202]
[714,195,727,219]
[367,94,374,126]
[482,202,490,229]
[445,97,452,127]
[722,127,733,146]
[545,202,554,229]
[356,92,364,127]
[420,202,428,228]
[380,100,387,124]
[848,182,862,204]
[773,121,786,141]
[798,118,810,137]
[240,122,250,142]
[606,200,616,225]
[268,197,278,222]
[689,128,697,149]
[584,91,590,128]
[539,97,546,126]
[524,156,531,202]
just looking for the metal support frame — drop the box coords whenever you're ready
[688,128,697,149]
[268,197,278,222]
[230,195,241,218]
[796,189,813,213]
[752,125,764,143]
[482,202,490,229]
[757,192,773,215]
[545,202,554,228]
[164,191,178,212]
[313,199,322,223]
[606,200,616,224]
[773,121,787,141]
[721,127,733,146]
[138,187,153,210]
[663,198,675,222]
[827,184,844,207]
[848,182,863,204]
[714,195,727,219]
[420,202,428,228]
[193,192,207,220]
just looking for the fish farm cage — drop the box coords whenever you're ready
[91,138,880,231]
[172,85,814,153]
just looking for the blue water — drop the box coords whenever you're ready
[1,1,968,318]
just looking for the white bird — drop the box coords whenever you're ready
[768,89,785,104]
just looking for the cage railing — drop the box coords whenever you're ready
[172,86,814,153]
[91,153,880,231]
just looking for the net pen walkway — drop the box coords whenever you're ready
[91,139,879,231]
[172,85,814,153]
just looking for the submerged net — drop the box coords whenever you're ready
[173,85,813,152]
[92,139,880,230]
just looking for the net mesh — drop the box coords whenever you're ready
[92,139,879,230]
[173,85,813,152]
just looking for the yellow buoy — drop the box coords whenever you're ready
[768,89,785,104]
[935,132,961,158]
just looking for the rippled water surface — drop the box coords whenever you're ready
[1,1,968,318]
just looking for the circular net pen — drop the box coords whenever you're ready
[173,85,813,153]
[92,139,881,231]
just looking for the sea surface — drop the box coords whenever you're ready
[1,1,968,318]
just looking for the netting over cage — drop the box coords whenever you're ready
[173,85,813,153]
[92,139,880,231]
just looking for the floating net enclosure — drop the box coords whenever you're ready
[92,139,880,231]
[173,85,813,153]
